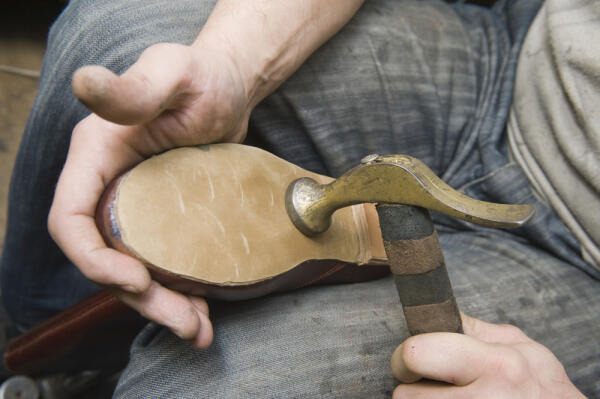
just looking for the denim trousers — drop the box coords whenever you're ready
[1,0,599,397]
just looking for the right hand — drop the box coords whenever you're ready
[390,314,585,398]
[48,40,253,348]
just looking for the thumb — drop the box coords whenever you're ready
[390,332,492,385]
[72,43,195,125]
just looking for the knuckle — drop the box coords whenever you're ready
[142,42,187,62]
[46,195,69,244]
[500,324,529,342]
[487,348,530,384]
[165,305,200,340]
[81,262,110,284]
[72,119,85,133]
[72,118,91,137]
[180,306,201,338]
[136,304,151,321]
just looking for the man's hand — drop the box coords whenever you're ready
[47,0,365,348]
[48,41,250,348]
[390,314,585,398]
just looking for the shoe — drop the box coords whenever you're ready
[96,144,389,300]
[6,144,389,377]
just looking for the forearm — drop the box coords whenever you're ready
[194,0,364,107]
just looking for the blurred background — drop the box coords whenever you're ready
[0,0,65,347]
[1,4,125,395]
[0,0,64,268]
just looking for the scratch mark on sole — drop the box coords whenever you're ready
[193,204,225,235]
[240,232,250,255]
[165,170,186,215]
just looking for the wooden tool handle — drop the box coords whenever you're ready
[376,204,463,335]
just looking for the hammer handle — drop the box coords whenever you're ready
[376,204,463,335]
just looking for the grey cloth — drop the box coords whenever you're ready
[2,0,599,397]
[508,0,600,271]
[115,230,600,397]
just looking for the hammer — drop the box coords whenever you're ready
[286,153,534,335]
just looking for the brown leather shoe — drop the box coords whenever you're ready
[5,144,390,376]
[96,144,389,300]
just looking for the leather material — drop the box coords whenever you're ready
[6,146,389,375]
[96,166,390,301]
[4,290,145,376]
[103,146,387,285]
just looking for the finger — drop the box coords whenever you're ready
[392,333,491,386]
[190,310,214,349]
[390,344,421,383]
[189,296,210,318]
[49,154,151,293]
[72,43,195,125]
[461,313,530,345]
[49,211,151,292]
[52,218,151,292]
[393,380,464,399]
[187,297,212,348]
[115,282,214,348]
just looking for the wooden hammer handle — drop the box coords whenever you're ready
[376,204,463,335]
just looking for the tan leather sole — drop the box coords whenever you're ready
[97,144,388,299]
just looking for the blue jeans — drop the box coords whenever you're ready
[2,0,599,397]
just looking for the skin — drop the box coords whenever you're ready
[49,0,364,350]
[390,314,586,398]
[46,0,585,396]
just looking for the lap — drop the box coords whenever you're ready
[443,231,600,396]
[114,230,600,397]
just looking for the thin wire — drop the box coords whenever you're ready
[0,65,40,79]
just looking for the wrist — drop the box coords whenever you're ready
[191,0,364,108]
[191,30,273,110]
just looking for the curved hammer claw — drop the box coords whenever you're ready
[285,154,535,236]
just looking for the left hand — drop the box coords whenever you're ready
[48,0,366,349]
[48,41,251,349]
[390,313,585,398]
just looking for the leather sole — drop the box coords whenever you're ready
[97,144,389,300]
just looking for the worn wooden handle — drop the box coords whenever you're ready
[376,204,463,335]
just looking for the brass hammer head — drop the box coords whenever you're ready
[285,154,535,236]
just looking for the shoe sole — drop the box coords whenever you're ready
[97,144,388,300]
